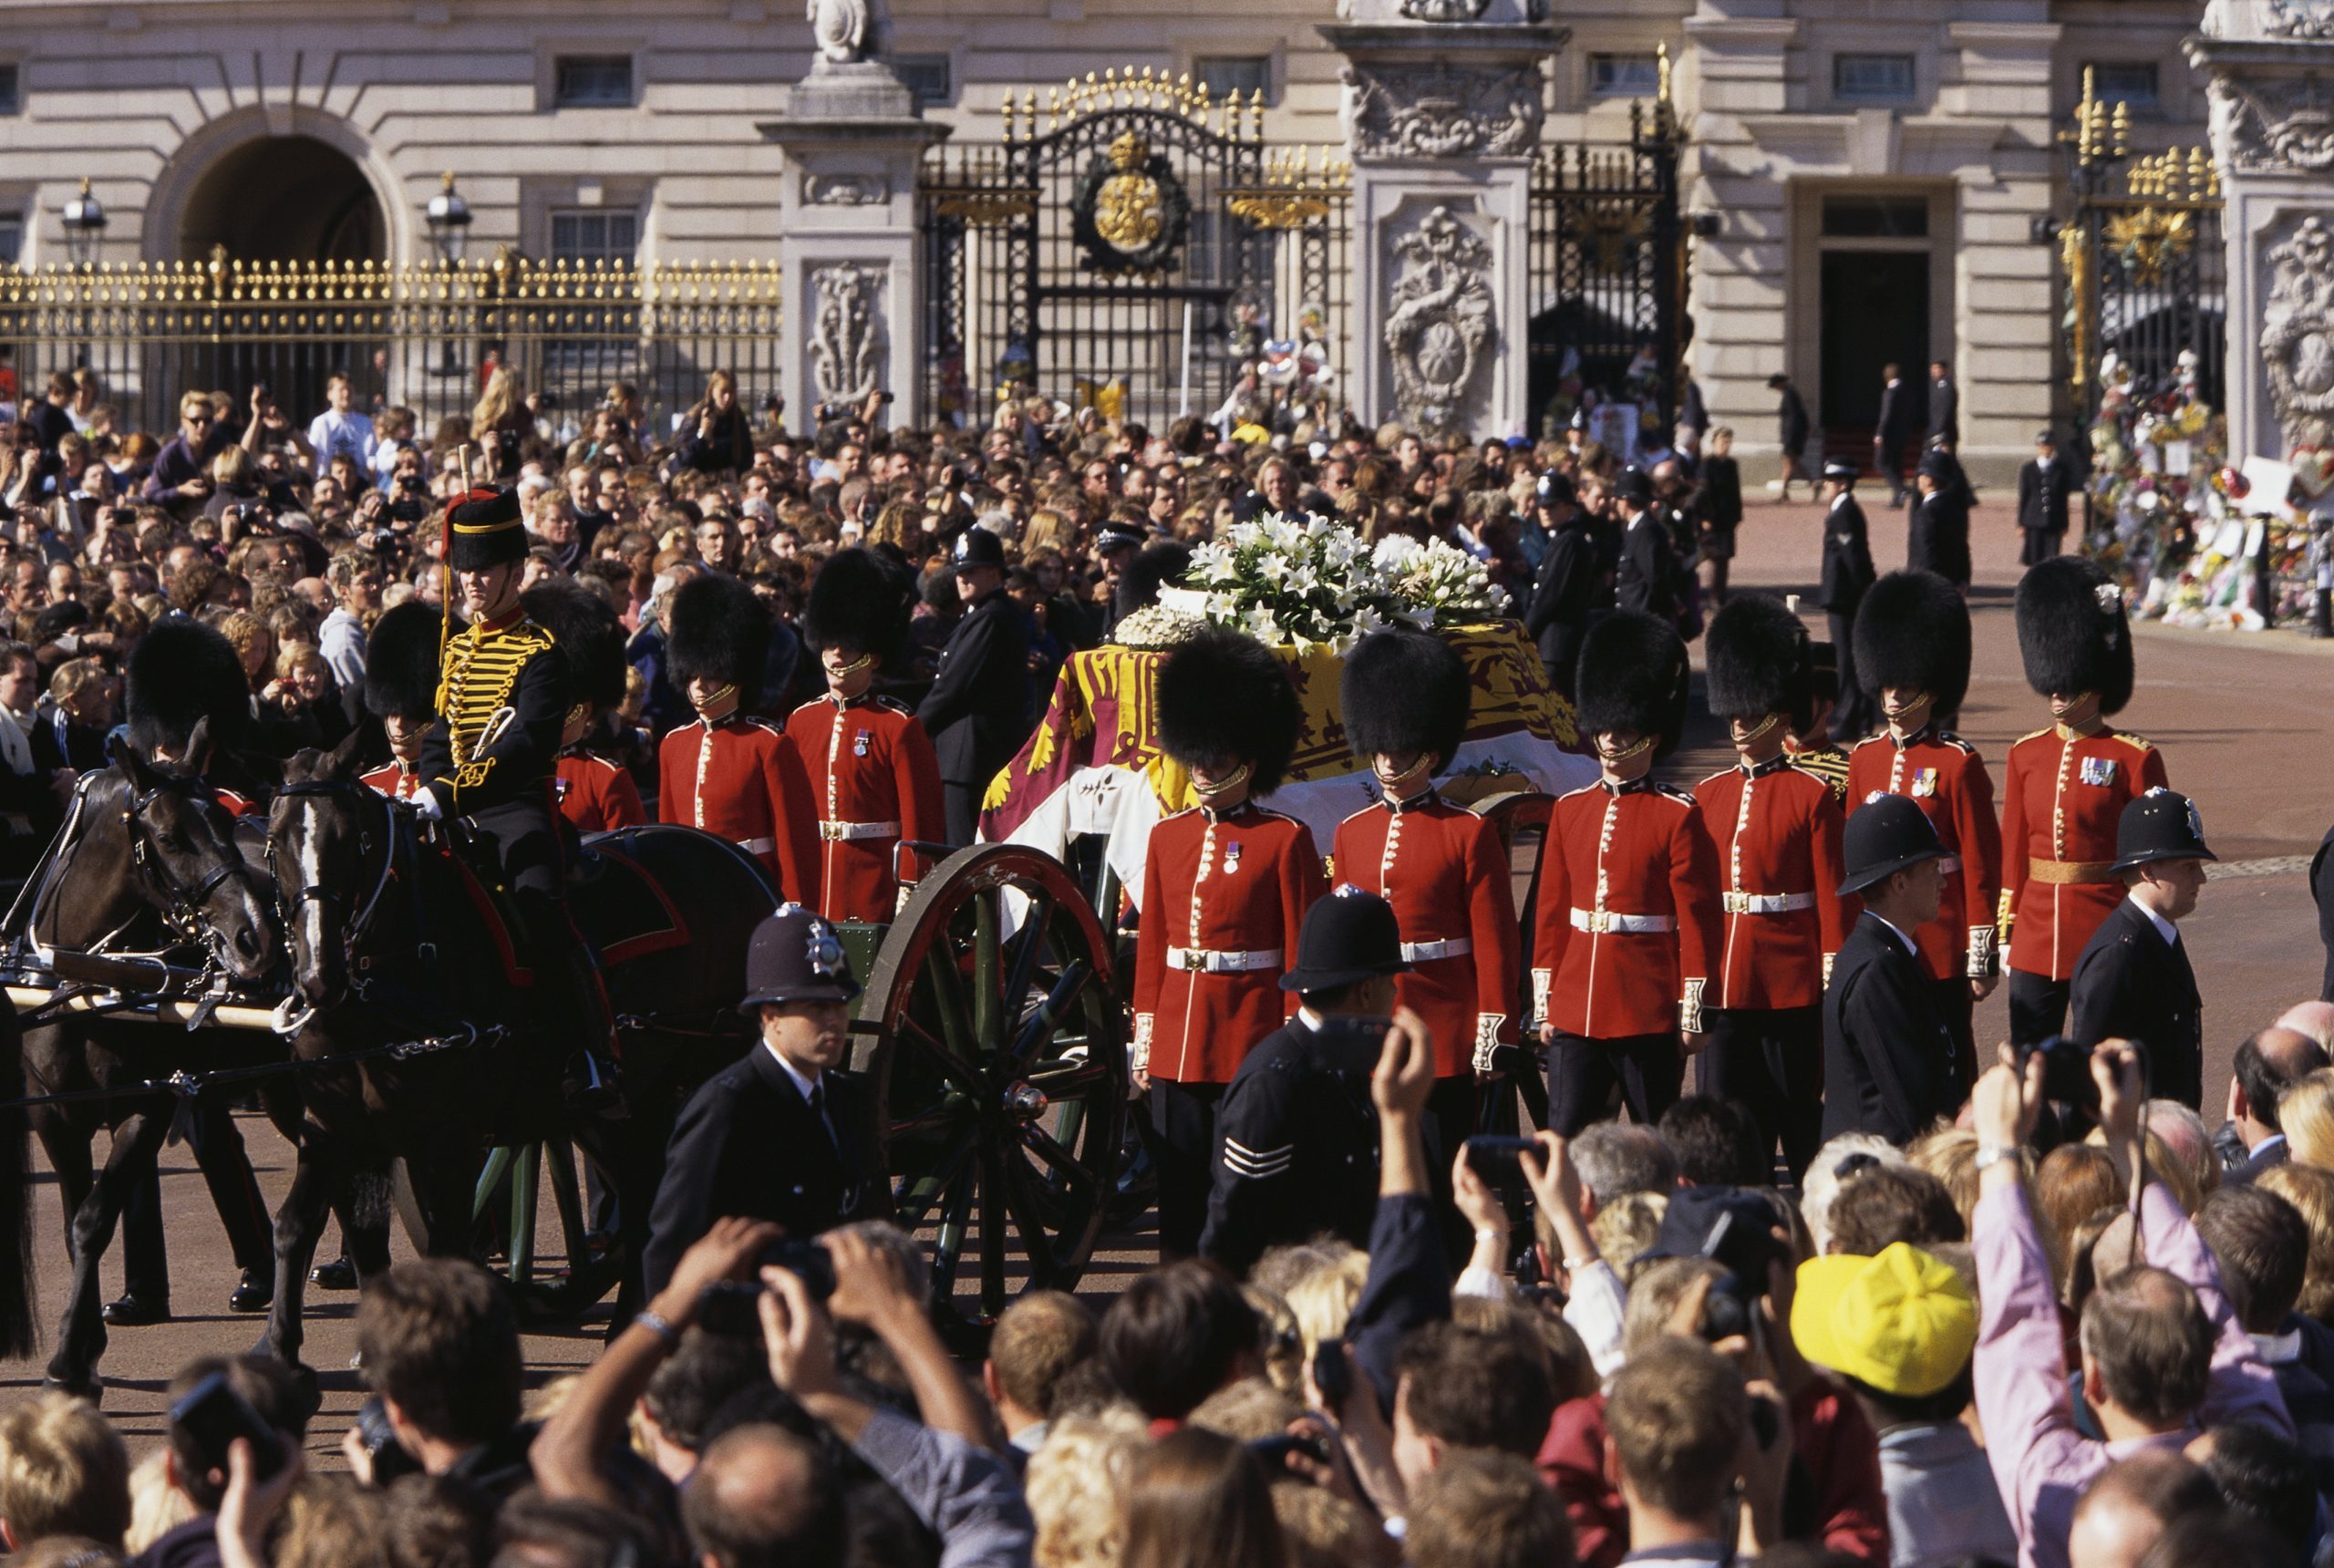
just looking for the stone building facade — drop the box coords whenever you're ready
[0,0,2208,479]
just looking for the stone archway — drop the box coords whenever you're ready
[176,134,385,263]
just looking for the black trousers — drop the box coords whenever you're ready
[1150,1078,1225,1259]
[123,1099,274,1304]
[1547,1030,1681,1136]
[2009,970,2071,1047]
[1827,613,1875,739]
[1697,1006,1823,1182]
[941,781,982,849]
[1933,975,1978,1099]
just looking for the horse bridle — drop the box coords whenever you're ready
[269,776,398,976]
[119,773,268,949]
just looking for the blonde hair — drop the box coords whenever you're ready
[0,1393,129,1548]
[272,1475,387,1568]
[124,1449,193,1555]
[1026,1406,1146,1568]
[1279,1251,1369,1353]
[2281,1068,2334,1173]
[2257,1162,2334,1321]
[1907,1126,1982,1233]
[1590,1191,1668,1288]
[470,366,524,439]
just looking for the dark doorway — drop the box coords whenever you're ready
[179,136,384,264]
[1819,251,1929,442]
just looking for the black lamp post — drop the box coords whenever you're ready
[61,178,107,267]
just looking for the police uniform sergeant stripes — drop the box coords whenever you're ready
[1220,1137,1296,1181]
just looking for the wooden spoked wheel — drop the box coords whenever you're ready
[852,843,1131,1327]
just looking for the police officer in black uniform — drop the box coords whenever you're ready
[1613,466,1678,624]
[1818,460,1876,741]
[642,904,875,1295]
[2018,429,2073,565]
[1522,471,1604,701]
[1198,889,1403,1275]
[917,528,1031,845]
[2070,789,2215,1109]
[1821,795,1963,1145]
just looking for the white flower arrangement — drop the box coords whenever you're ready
[1179,512,1511,649]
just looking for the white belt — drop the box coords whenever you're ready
[1721,891,1817,915]
[737,836,776,854]
[1399,938,1472,963]
[820,820,900,841]
[1167,946,1284,974]
[1569,908,1675,934]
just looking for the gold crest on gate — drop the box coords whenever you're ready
[1094,134,1165,253]
[1071,129,1191,274]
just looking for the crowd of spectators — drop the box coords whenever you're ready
[3,1000,2334,1568]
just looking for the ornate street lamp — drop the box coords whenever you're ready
[425,171,472,266]
[61,178,107,267]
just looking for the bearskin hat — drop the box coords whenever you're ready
[443,487,527,572]
[1341,628,1470,770]
[2016,555,2134,714]
[522,581,628,713]
[1113,542,1194,624]
[1853,572,1971,716]
[1704,595,1812,724]
[666,573,770,708]
[801,548,914,669]
[125,617,251,761]
[361,602,444,724]
[1575,610,1689,759]
[1156,627,1301,797]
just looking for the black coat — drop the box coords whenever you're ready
[2018,456,2072,536]
[1927,377,1959,445]
[1906,489,1971,587]
[1523,518,1603,692]
[1616,511,1678,622]
[1778,387,1812,455]
[1875,380,1921,450]
[642,1044,875,1295]
[1819,493,1875,613]
[1821,913,1961,1145]
[2071,898,2203,1109]
[915,588,1031,786]
[2313,825,2334,1003]
[1198,1016,1382,1276]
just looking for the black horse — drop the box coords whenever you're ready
[258,733,779,1377]
[0,725,285,1395]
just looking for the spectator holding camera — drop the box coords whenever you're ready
[348,1258,532,1501]
[1970,1037,2293,1568]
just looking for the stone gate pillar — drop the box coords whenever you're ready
[2188,3,2334,462]
[1321,2,1565,439]
[759,44,948,428]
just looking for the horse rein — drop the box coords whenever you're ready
[119,773,267,954]
[269,777,398,971]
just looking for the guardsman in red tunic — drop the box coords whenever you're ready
[788,549,945,924]
[356,601,439,801]
[2001,556,2166,1043]
[1132,627,1326,1257]
[657,573,821,907]
[1691,596,1846,1180]
[1331,628,1520,1164]
[524,581,646,835]
[1533,611,1720,1136]
[1847,570,2001,1084]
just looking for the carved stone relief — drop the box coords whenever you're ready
[2261,214,2334,449]
[1397,0,1490,19]
[2266,0,2334,40]
[803,171,889,205]
[2212,73,2334,170]
[1381,205,1493,436]
[1342,62,1541,159]
[810,263,886,403]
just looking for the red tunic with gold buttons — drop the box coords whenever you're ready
[1689,758,1848,1011]
[1331,793,1520,1078]
[1846,727,2003,984]
[656,713,822,908]
[554,748,646,834]
[359,761,423,801]
[1531,779,1721,1039]
[783,693,946,924]
[1133,802,1327,1085]
[1999,725,2166,980]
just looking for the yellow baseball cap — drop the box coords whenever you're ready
[1790,1243,1976,1398]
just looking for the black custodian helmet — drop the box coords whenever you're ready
[1575,610,1689,760]
[666,573,771,710]
[1853,571,1971,717]
[361,601,444,724]
[1704,594,1812,726]
[125,617,252,761]
[2016,556,2134,714]
[1156,627,1301,797]
[1340,627,1470,772]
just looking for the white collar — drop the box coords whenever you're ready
[2125,892,2179,948]
[2250,1131,2288,1160]
[1869,910,1921,955]
[1830,490,1851,511]
[762,1039,824,1101]
[1297,1006,1327,1031]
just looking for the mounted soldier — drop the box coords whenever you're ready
[411,485,618,1108]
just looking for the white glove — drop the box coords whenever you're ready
[412,791,443,821]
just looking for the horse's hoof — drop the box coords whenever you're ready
[100,1294,170,1327]
[284,1361,322,1422]
[308,1257,357,1291]
[228,1271,274,1314]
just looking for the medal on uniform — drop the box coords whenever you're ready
[554,778,570,800]
[1912,768,1937,798]
[853,730,871,758]
[2081,757,2118,787]
[1224,841,1242,873]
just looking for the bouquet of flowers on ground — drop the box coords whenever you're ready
[1181,512,1510,648]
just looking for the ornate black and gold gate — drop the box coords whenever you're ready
[919,70,1350,428]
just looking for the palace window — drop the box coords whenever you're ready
[0,65,19,116]
[0,211,22,264]
[2086,61,2161,112]
[551,210,639,264]
[1588,54,1661,98]
[1195,56,1271,105]
[1833,53,1916,105]
[554,56,635,108]
[1821,196,1929,240]
[893,54,953,108]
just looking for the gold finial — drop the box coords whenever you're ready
[1657,40,1672,108]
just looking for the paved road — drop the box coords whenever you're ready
[5,492,2328,1443]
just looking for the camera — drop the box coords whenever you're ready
[694,1236,840,1335]
[1463,1135,1538,1179]
[2017,1034,2149,1109]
